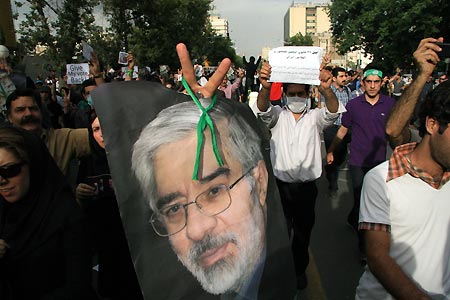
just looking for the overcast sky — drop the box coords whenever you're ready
[212,0,328,56]
[212,0,292,56]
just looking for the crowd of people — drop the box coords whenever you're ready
[0,35,449,300]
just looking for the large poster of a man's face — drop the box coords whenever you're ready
[132,99,268,296]
[93,79,296,299]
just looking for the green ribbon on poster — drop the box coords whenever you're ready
[181,77,224,180]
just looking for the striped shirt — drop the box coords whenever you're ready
[330,84,351,126]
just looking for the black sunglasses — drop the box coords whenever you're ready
[0,163,25,179]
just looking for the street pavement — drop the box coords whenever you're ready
[297,143,365,300]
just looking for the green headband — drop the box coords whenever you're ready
[363,69,383,79]
[181,77,224,180]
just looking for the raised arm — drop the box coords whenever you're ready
[124,52,135,81]
[89,51,105,86]
[176,43,231,98]
[318,66,338,113]
[255,56,262,67]
[386,37,443,147]
[243,55,248,66]
[256,61,272,112]
[230,69,244,92]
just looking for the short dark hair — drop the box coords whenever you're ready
[332,67,346,77]
[81,78,97,95]
[418,80,450,137]
[6,88,41,115]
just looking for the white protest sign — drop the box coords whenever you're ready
[268,46,323,85]
[66,63,90,84]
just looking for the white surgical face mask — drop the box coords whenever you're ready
[286,96,309,114]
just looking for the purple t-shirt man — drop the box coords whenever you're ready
[342,93,395,168]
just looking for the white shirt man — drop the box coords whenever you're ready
[357,79,450,300]
[255,61,344,289]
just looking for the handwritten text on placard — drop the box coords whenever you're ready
[66,63,90,85]
[268,47,323,85]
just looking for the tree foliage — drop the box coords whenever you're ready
[99,0,236,69]
[15,0,103,73]
[285,32,314,46]
[328,0,450,72]
[54,0,104,64]
[196,22,237,67]
[14,0,237,73]
[125,0,213,69]
[15,1,55,56]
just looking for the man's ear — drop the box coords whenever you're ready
[425,116,439,135]
[253,160,268,207]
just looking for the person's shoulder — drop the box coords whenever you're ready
[264,105,284,118]
[370,160,389,174]
[308,106,325,116]
[344,95,361,109]
[53,127,88,138]
[364,161,389,185]
[380,93,395,103]
[54,127,73,134]
[354,93,366,100]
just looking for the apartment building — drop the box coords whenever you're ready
[209,15,229,38]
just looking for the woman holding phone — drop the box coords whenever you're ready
[76,111,143,300]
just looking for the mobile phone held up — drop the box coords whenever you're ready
[435,42,450,60]
[118,51,128,65]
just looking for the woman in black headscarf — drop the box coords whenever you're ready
[0,126,97,299]
[76,111,143,300]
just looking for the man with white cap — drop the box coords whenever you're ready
[326,63,396,261]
